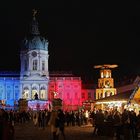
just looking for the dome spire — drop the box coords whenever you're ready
[30,9,40,35]
[32,9,37,20]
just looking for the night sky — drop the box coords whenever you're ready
[0,1,140,82]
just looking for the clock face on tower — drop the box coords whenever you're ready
[32,51,37,57]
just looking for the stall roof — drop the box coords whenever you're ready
[95,90,134,102]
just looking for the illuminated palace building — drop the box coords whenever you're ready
[0,12,94,110]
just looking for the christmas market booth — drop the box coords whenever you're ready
[95,89,140,114]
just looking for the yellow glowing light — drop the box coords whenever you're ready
[95,100,127,104]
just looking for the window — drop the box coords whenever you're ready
[15,85,19,89]
[98,93,100,99]
[0,91,2,99]
[100,93,103,98]
[58,84,62,88]
[82,92,85,99]
[33,60,37,70]
[67,85,70,88]
[110,92,112,96]
[42,61,45,71]
[7,86,11,89]
[67,93,69,98]
[7,90,11,100]
[74,85,78,88]
[88,92,91,98]
[105,91,107,97]
[15,90,19,100]
[40,86,45,90]
[75,93,78,99]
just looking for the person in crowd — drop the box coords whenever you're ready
[48,110,59,140]
[129,110,138,140]
[41,110,46,129]
[38,110,42,128]
[33,112,38,126]
[90,110,96,127]
[105,111,114,137]
[0,109,15,140]
[121,109,131,140]
[136,110,140,136]
[46,110,51,126]
[113,110,122,140]
[70,111,76,126]
[93,109,104,136]
[57,109,66,140]
[65,111,71,126]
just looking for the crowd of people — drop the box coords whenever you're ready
[0,107,140,140]
[0,108,90,140]
[91,109,140,140]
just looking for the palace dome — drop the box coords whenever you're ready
[21,36,48,51]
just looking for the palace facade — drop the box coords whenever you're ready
[0,12,95,111]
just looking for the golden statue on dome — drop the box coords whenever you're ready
[32,9,37,18]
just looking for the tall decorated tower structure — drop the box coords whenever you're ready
[20,10,49,110]
[94,64,118,100]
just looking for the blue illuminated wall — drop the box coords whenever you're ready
[0,72,20,106]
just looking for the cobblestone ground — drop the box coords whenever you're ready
[14,121,114,140]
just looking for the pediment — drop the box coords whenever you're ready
[23,74,48,81]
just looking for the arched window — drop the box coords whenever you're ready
[32,87,38,99]
[23,87,29,99]
[40,86,45,90]
[98,93,100,99]
[24,87,29,90]
[42,61,45,71]
[32,87,37,90]
[105,91,107,97]
[110,92,112,96]
[33,60,37,70]
[100,93,103,98]
[40,86,46,99]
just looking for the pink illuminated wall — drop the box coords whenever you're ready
[48,76,82,111]
[48,72,96,111]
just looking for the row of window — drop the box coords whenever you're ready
[82,92,92,99]
[22,91,46,99]
[0,85,19,89]
[97,91,113,99]
[25,60,45,71]
[50,85,80,88]
[0,90,19,100]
